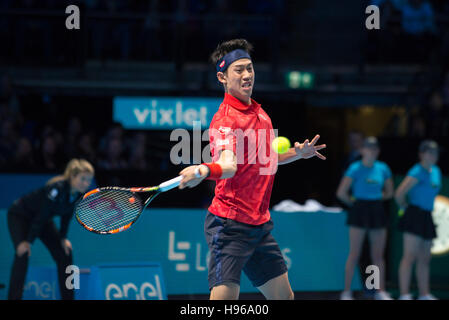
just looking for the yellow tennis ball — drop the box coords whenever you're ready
[272,136,291,154]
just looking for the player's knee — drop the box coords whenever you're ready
[271,288,294,300]
[210,282,240,300]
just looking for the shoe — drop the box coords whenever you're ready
[340,291,354,300]
[417,294,438,300]
[374,291,393,300]
[398,294,413,300]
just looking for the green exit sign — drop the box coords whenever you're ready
[286,71,315,89]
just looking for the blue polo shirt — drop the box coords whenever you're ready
[345,160,392,200]
[407,163,441,211]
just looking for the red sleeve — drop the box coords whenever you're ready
[209,115,236,161]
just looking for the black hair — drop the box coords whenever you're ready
[209,39,254,69]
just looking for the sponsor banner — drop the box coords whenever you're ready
[23,266,61,300]
[21,263,166,300]
[0,209,362,297]
[113,97,220,130]
[96,263,167,300]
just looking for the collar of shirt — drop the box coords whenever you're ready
[223,93,261,113]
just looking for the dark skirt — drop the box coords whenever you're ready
[398,205,436,240]
[346,199,387,229]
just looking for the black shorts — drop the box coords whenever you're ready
[204,211,288,290]
[398,205,436,240]
[346,200,387,229]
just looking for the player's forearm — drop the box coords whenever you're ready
[216,161,237,179]
[278,148,301,165]
[198,162,236,179]
[214,149,237,179]
[202,162,236,179]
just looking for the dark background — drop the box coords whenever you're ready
[0,0,448,209]
[1,0,449,300]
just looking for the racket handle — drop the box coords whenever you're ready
[159,176,183,192]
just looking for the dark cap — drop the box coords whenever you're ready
[419,140,439,153]
[363,136,379,148]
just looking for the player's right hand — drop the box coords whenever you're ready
[179,165,208,189]
[17,241,31,257]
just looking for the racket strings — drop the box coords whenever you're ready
[79,206,138,229]
[76,189,144,233]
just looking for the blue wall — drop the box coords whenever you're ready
[0,174,361,299]
[0,173,98,209]
[0,207,361,299]
[0,174,57,209]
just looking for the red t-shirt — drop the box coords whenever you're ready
[207,93,278,225]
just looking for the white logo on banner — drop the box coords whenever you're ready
[168,231,292,273]
[131,101,208,127]
[168,231,209,272]
[105,275,163,300]
[24,281,58,299]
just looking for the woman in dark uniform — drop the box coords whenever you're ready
[395,140,441,300]
[336,137,394,300]
[7,159,94,300]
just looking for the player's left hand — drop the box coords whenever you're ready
[61,238,72,256]
[294,134,326,160]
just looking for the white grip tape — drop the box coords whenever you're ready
[159,176,183,192]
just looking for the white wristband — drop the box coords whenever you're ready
[194,166,202,178]
[194,165,209,178]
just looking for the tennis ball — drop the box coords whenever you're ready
[129,197,136,204]
[272,136,291,154]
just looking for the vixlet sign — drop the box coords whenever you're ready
[113,97,220,130]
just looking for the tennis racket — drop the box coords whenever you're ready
[75,176,183,234]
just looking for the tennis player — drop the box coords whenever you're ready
[7,159,94,300]
[336,137,394,300]
[395,140,441,300]
[179,39,326,300]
